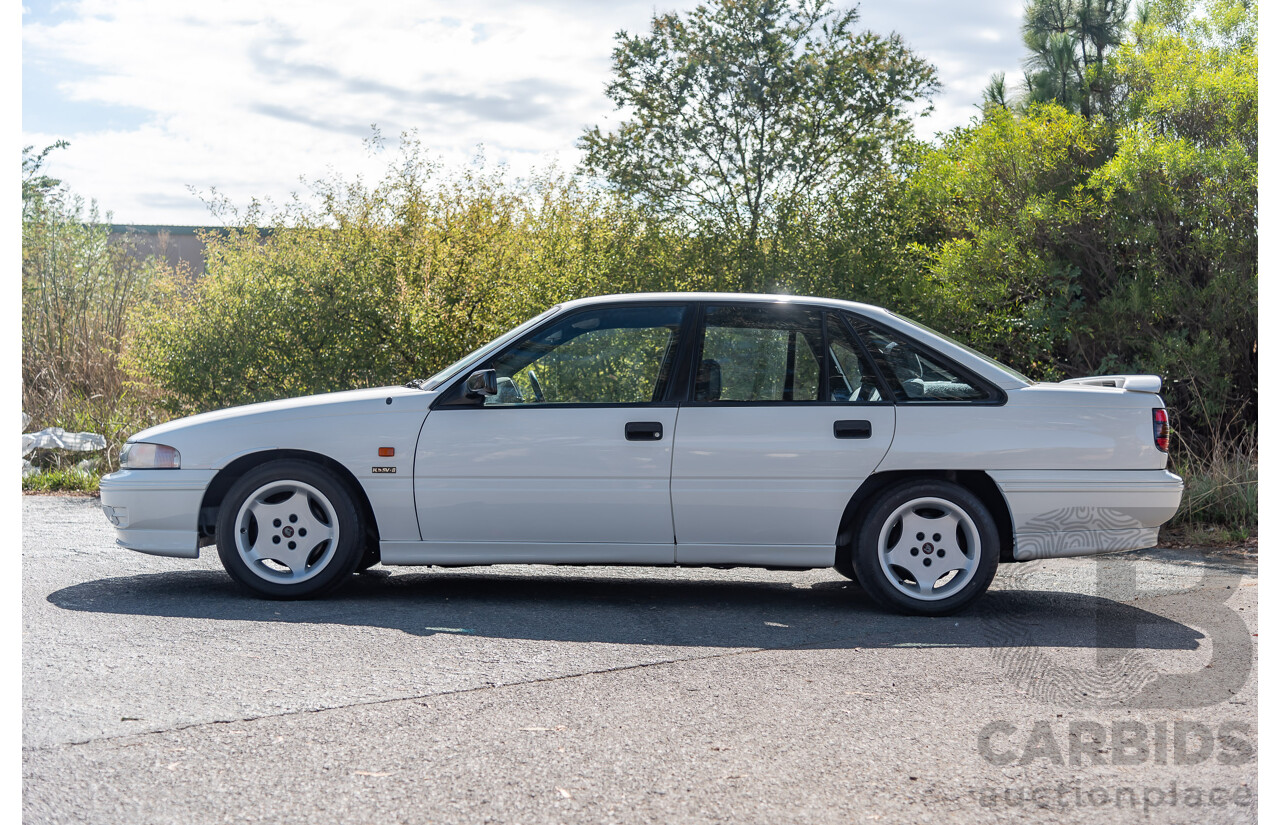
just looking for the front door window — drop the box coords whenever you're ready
[484,305,686,406]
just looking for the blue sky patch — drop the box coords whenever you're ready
[23,64,152,136]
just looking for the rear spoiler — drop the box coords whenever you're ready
[1059,374,1163,394]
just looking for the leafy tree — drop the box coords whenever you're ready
[1093,0,1257,428]
[981,72,1011,110]
[911,0,1256,438]
[579,0,938,260]
[987,0,1129,118]
[22,140,68,219]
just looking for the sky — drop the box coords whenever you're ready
[21,0,1028,226]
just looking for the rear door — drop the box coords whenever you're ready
[671,305,896,567]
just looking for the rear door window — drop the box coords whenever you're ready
[696,305,822,402]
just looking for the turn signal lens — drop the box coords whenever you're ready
[121,442,182,469]
[378,447,395,457]
[1152,409,1169,452]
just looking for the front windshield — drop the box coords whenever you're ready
[418,306,563,390]
[888,311,1034,385]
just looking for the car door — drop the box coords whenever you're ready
[671,305,896,567]
[409,303,689,565]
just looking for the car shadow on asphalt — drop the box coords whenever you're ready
[47,567,1204,652]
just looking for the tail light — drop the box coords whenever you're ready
[1152,408,1169,452]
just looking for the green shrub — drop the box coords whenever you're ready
[130,145,698,414]
[22,468,100,494]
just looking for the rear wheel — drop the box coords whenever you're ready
[852,480,998,615]
[215,460,365,599]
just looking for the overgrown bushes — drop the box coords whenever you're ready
[22,1,1255,535]
[22,144,166,473]
[130,153,684,414]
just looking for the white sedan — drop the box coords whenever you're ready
[99,293,1183,615]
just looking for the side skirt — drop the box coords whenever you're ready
[378,541,837,568]
[675,544,836,568]
[380,541,675,566]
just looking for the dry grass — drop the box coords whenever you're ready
[22,213,169,473]
[1167,430,1258,541]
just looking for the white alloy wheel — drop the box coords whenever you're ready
[233,479,340,584]
[853,479,1000,615]
[216,459,366,599]
[876,496,981,601]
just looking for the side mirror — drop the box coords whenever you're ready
[465,369,498,397]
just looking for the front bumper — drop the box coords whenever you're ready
[99,469,216,558]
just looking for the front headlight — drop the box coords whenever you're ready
[120,442,181,469]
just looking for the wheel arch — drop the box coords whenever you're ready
[198,449,381,557]
[836,470,1015,565]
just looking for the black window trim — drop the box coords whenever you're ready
[828,311,895,404]
[430,299,696,410]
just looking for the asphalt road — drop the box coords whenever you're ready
[23,495,1257,824]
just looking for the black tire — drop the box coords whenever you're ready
[215,460,365,599]
[851,479,999,616]
[355,543,380,573]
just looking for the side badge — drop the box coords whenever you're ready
[372,466,397,474]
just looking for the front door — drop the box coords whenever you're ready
[410,303,689,565]
[671,305,896,567]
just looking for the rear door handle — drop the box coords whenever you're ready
[625,421,664,441]
[834,419,872,439]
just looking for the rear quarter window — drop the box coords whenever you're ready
[846,314,1001,403]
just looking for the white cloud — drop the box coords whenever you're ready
[23,0,1028,224]
[23,0,669,222]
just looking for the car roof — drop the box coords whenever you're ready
[557,292,893,317]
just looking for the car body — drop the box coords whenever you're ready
[99,292,1183,614]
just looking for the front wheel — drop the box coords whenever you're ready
[216,460,365,599]
[852,480,999,616]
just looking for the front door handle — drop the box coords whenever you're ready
[834,419,872,439]
[625,421,664,441]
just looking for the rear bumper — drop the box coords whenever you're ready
[990,469,1184,561]
[98,469,215,559]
